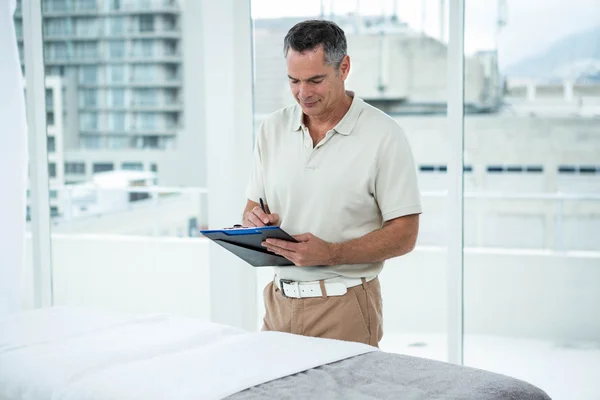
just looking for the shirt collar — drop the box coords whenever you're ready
[290,91,364,136]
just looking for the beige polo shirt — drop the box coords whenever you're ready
[246,92,422,282]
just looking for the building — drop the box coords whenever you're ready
[26,76,66,219]
[14,0,185,186]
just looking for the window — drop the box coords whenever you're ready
[141,39,154,57]
[75,18,98,36]
[139,15,154,32]
[108,89,125,107]
[48,163,56,178]
[165,65,179,81]
[81,136,102,149]
[93,163,114,173]
[109,112,126,131]
[558,165,600,175]
[75,42,98,60]
[79,112,98,130]
[487,165,504,173]
[65,162,86,174]
[134,88,158,105]
[139,135,159,149]
[46,112,55,126]
[47,136,56,153]
[558,165,576,174]
[44,0,68,12]
[163,15,176,31]
[15,20,23,38]
[486,165,544,174]
[45,89,54,108]
[139,113,156,130]
[79,66,98,84]
[45,66,64,77]
[165,88,178,104]
[132,65,157,82]
[47,42,68,61]
[164,40,177,56]
[107,136,129,149]
[79,89,97,107]
[75,0,96,11]
[49,190,58,199]
[108,17,125,35]
[44,19,70,36]
[107,65,126,83]
[165,113,179,128]
[108,40,126,59]
[122,162,144,171]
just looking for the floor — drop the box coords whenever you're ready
[379,333,600,400]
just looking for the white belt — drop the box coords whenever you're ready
[274,275,373,299]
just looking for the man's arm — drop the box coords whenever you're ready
[263,213,419,266]
[331,213,419,265]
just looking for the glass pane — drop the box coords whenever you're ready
[14,0,207,317]
[464,1,600,399]
[251,0,450,359]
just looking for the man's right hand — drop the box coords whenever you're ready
[243,205,280,227]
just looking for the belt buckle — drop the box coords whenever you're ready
[279,279,292,298]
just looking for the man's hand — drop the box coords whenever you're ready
[243,205,279,227]
[263,233,339,267]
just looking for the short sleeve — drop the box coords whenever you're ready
[245,124,266,203]
[374,128,422,221]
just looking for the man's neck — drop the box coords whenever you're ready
[305,91,352,132]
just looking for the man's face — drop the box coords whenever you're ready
[286,45,350,118]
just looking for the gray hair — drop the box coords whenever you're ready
[283,20,347,70]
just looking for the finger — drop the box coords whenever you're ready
[263,242,287,253]
[265,238,298,251]
[269,247,297,263]
[268,213,280,225]
[265,240,296,253]
[252,207,270,225]
[247,212,266,227]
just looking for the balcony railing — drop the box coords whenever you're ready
[36,186,600,252]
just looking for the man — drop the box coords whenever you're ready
[243,20,422,348]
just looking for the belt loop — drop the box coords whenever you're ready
[319,280,328,298]
[361,277,367,290]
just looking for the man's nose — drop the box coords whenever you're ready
[298,82,311,99]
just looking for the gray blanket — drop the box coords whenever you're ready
[229,351,551,399]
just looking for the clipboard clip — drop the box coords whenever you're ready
[225,224,243,230]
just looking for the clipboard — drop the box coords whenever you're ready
[200,226,298,267]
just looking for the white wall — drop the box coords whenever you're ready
[23,235,600,342]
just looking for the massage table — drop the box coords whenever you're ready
[0,307,551,400]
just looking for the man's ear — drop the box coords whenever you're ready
[340,55,351,81]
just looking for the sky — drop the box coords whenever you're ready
[251,0,600,68]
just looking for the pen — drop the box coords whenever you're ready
[259,197,270,226]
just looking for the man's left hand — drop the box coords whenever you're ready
[263,233,338,267]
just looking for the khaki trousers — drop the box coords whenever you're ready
[261,276,383,347]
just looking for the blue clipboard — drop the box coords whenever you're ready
[200,226,298,267]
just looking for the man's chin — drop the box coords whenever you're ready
[301,105,321,115]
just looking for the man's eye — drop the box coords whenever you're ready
[290,80,299,84]
[311,80,323,84]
